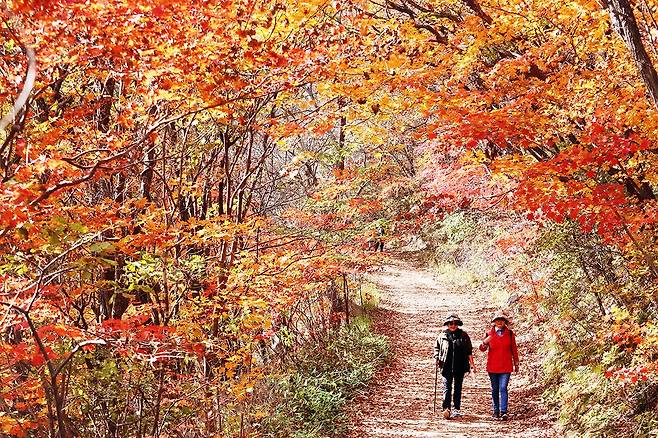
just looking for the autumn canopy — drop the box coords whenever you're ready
[1,0,658,436]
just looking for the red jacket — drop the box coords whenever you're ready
[484,327,519,373]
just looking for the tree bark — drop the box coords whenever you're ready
[608,0,658,109]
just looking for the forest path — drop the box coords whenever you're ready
[346,256,561,437]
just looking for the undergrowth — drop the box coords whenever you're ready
[422,211,521,305]
[260,316,389,437]
[535,224,658,437]
[421,211,658,437]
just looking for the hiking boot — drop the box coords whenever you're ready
[492,412,499,420]
[500,412,508,421]
[450,409,462,418]
[442,408,451,419]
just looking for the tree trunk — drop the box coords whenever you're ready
[334,97,347,172]
[139,140,156,201]
[608,0,658,109]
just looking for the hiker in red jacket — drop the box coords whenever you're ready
[479,312,519,421]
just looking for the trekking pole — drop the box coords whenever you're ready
[433,359,438,413]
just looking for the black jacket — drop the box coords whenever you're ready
[441,328,472,377]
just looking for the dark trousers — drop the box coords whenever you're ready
[442,372,465,410]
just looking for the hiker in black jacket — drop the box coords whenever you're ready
[434,313,476,419]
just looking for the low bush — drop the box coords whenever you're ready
[534,224,658,437]
[260,317,389,437]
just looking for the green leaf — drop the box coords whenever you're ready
[89,242,115,254]
[100,257,118,267]
[69,222,89,233]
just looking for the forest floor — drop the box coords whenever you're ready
[345,255,562,437]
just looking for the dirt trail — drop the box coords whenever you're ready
[346,258,561,437]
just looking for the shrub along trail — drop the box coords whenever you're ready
[346,257,561,437]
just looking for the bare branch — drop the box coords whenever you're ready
[0,46,36,132]
[53,339,107,377]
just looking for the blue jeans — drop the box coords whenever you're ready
[488,372,511,414]
[442,373,465,410]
